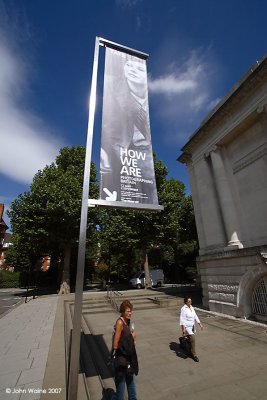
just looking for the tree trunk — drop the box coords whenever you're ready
[143,248,152,289]
[58,246,71,294]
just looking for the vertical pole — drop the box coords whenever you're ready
[67,37,100,400]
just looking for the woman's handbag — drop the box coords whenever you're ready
[179,335,191,353]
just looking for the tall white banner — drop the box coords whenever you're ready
[100,47,159,206]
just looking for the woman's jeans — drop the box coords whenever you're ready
[112,373,137,400]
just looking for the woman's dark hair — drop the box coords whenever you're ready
[184,297,192,304]
[120,300,133,314]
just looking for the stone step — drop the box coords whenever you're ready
[83,309,115,315]
[110,293,184,311]
[77,304,113,311]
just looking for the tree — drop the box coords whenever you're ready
[97,209,139,281]
[8,146,99,293]
[97,154,198,285]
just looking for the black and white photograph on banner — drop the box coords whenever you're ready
[100,47,159,205]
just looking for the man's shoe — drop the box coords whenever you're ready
[193,356,199,362]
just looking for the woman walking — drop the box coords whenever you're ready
[180,297,203,362]
[112,300,138,400]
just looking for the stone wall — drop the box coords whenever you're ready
[197,246,267,317]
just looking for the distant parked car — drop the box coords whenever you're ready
[129,269,164,289]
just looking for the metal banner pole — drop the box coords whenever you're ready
[67,36,100,400]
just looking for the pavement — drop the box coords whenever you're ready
[0,289,27,317]
[0,292,59,400]
[0,287,267,400]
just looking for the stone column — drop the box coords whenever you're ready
[187,163,207,251]
[194,155,226,252]
[210,146,243,248]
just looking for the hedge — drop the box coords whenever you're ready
[0,270,21,288]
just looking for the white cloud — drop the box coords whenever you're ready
[190,94,208,112]
[116,0,141,7]
[0,32,64,185]
[149,73,196,94]
[149,51,206,99]
[148,49,220,144]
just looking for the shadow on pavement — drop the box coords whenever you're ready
[81,333,114,379]
[19,286,58,297]
[169,341,188,359]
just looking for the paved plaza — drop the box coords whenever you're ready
[0,288,267,400]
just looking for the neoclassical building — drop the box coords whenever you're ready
[178,55,267,322]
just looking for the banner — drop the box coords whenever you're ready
[100,47,159,205]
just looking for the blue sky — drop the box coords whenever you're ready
[1,0,267,230]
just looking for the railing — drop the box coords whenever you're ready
[106,284,123,312]
[252,277,267,318]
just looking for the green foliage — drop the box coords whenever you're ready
[7,146,99,286]
[0,270,20,288]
